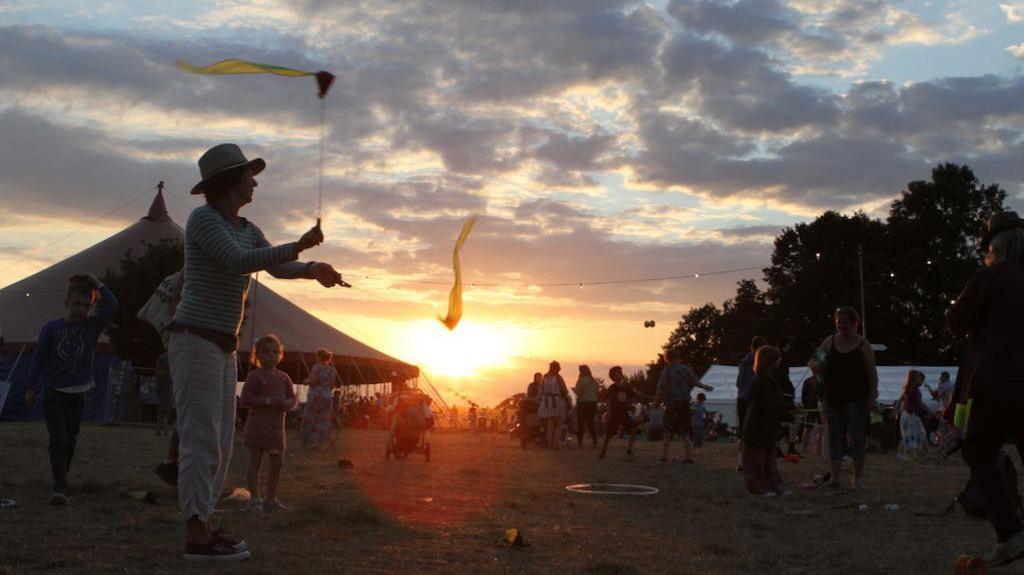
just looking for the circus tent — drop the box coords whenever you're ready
[0,190,418,421]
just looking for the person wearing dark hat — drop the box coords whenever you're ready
[169,143,344,561]
[949,210,1024,566]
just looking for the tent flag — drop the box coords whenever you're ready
[439,217,476,331]
[176,59,335,98]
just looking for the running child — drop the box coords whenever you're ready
[240,335,296,511]
[598,366,639,460]
[654,348,714,463]
[23,274,118,506]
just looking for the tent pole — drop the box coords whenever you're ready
[348,356,367,391]
[244,274,260,380]
[369,359,387,388]
[419,372,453,427]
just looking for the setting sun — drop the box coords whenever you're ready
[395,319,523,379]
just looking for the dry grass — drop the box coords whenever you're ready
[0,422,1002,574]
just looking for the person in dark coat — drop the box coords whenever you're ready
[948,211,1024,565]
[741,345,786,496]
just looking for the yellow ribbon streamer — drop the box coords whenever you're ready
[439,217,476,331]
[176,59,313,77]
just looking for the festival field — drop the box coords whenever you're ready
[0,423,998,574]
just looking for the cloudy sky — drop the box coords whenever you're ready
[1,0,1021,405]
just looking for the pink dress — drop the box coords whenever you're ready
[241,368,296,452]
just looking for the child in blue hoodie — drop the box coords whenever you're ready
[24,274,118,505]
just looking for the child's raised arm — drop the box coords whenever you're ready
[90,276,119,324]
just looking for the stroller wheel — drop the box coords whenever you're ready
[424,442,431,462]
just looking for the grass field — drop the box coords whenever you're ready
[0,422,1006,574]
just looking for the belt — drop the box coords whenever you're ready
[170,322,238,353]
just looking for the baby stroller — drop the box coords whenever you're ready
[513,395,545,448]
[385,389,432,462]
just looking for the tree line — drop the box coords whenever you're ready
[649,163,1006,384]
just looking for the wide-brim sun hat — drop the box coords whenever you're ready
[190,143,266,194]
[981,210,1024,251]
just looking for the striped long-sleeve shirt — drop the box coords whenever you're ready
[173,205,311,338]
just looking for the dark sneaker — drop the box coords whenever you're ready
[183,540,251,561]
[263,499,288,512]
[49,492,69,506]
[212,528,248,552]
[155,461,178,486]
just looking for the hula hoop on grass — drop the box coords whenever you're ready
[565,483,659,496]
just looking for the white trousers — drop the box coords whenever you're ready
[169,330,237,522]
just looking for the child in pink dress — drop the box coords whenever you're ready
[240,335,296,511]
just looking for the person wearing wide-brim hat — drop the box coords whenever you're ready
[169,143,344,561]
[949,210,1024,565]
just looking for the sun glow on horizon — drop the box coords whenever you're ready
[396,319,524,379]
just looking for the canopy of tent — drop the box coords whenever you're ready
[0,191,418,420]
[698,364,957,427]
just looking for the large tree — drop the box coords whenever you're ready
[884,163,1005,362]
[100,240,183,367]
[659,279,771,376]
[653,163,1005,375]
[764,210,889,363]
[717,279,771,364]
[663,302,722,376]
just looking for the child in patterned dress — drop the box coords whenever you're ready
[240,335,296,511]
[897,370,931,461]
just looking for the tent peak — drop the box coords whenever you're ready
[144,183,170,222]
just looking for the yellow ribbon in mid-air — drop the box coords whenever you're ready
[439,217,476,331]
[176,59,335,98]
[176,58,313,77]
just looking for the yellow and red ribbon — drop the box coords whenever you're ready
[176,59,335,97]
[439,217,476,331]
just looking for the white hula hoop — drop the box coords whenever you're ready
[565,483,659,496]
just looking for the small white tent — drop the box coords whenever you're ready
[698,364,958,427]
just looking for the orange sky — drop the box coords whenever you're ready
[2,1,1021,405]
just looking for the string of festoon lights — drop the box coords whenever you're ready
[359,264,767,289]
[0,260,940,299]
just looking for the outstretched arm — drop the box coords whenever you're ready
[254,223,345,287]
